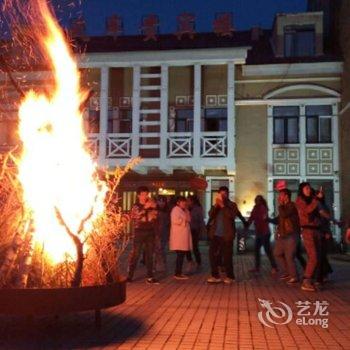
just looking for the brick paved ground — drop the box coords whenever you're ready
[0,245,350,349]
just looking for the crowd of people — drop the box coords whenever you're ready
[126,184,350,292]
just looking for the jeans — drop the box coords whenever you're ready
[186,228,202,265]
[273,234,297,279]
[254,233,277,269]
[295,237,306,269]
[128,230,155,279]
[302,229,318,280]
[209,236,234,279]
[315,234,333,282]
[175,251,187,276]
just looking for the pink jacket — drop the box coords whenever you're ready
[169,206,192,251]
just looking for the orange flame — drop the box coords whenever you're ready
[17,1,107,262]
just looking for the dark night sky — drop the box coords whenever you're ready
[52,0,307,35]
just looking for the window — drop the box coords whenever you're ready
[273,106,299,144]
[284,25,315,57]
[204,108,227,132]
[175,109,193,132]
[306,105,332,143]
[108,108,132,133]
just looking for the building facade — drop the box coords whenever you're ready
[0,7,346,239]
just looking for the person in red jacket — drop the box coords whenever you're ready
[247,195,277,274]
[295,182,322,292]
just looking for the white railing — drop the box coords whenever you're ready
[167,132,193,158]
[106,133,132,158]
[86,134,99,158]
[200,132,227,157]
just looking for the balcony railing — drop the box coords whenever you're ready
[88,131,229,161]
[167,132,193,158]
[107,133,132,158]
[201,132,227,157]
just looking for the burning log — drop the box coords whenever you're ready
[15,220,35,288]
[55,207,93,288]
[0,232,22,287]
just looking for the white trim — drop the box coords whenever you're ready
[235,77,341,84]
[235,97,340,106]
[300,105,306,178]
[242,62,343,77]
[193,64,201,162]
[98,67,109,165]
[264,84,340,99]
[160,64,169,172]
[227,62,235,175]
[78,47,250,68]
[131,66,141,157]
[267,105,275,215]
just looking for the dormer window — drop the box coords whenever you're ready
[284,25,315,57]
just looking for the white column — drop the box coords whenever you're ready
[267,105,274,215]
[132,65,141,158]
[300,104,306,180]
[160,64,170,172]
[227,62,235,175]
[98,66,109,165]
[332,103,341,240]
[205,177,212,221]
[193,64,201,166]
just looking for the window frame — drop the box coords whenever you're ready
[284,24,316,58]
[203,107,228,132]
[174,108,194,132]
[273,115,299,144]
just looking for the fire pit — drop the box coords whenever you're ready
[0,0,138,328]
[0,281,126,329]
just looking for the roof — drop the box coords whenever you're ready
[0,29,342,72]
[73,31,253,53]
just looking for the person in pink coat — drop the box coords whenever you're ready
[169,196,193,280]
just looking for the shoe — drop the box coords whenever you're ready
[301,279,316,292]
[248,268,260,273]
[271,268,278,275]
[286,277,299,284]
[173,274,189,280]
[207,276,222,283]
[146,277,160,284]
[279,274,290,280]
[223,277,235,284]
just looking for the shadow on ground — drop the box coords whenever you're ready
[0,311,145,349]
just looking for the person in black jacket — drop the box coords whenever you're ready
[127,186,159,284]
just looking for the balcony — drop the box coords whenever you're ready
[88,130,233,174]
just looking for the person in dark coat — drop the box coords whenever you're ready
[295,182,322,292]
[272,189,300,284]
[207,186,247,284]
[185,195,205,269]
[247,195,277,274]
[127,186,159,284]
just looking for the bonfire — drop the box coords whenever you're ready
[0,0,138,289]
